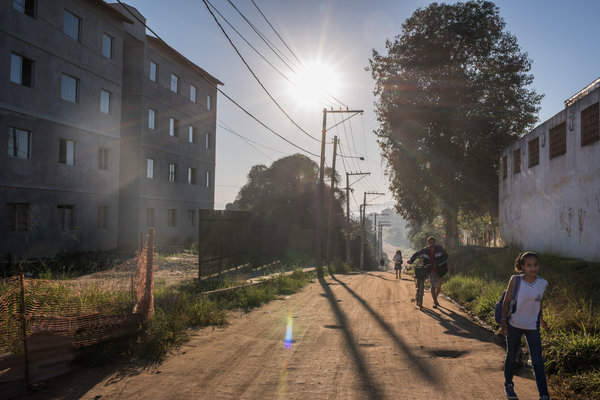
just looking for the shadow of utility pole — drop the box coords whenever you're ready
[318,276,385,400]
[330,273,440,388]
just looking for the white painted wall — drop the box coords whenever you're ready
[499,87,600,261]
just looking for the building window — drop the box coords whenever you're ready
[188,126,196,143]
[188,167,197,185]
[58,205,75,230]
[205,132,212,149]
[146,158,154,179]
[61,74,78,103]
[146,208,155,227]
[188,209,195,226]
[512,149,520,174]
[170,73,178,93]
[581,102,599,147]
[59,138,75,165]
[501,155,507,180]
[168,209,177,227]
[97,206,109,229]
[102,33,113,58]
[10,53,34,87]
[63,10,80,41]
[149,61,158,82]
[207,94,212,110]
[6,203,28,231]
[100,89,111,114]
[168,162,178,182]
[98,147,109,170]
[190,85,197,103]
[13,0,35,17]
[169,117,179,137]
[549,122,566,159]
[8,127,31,159]
[148,109,156,130]
[528,137,539,168]
[205,170,211,187]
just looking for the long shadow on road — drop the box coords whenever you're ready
[330,273,440,388]
[318,276,385,400]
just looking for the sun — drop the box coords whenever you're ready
[287,61,341,108]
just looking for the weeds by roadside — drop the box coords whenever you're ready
[443,247,600,399]
[79,268,315,364]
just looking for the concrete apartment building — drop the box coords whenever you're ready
[112,4,221,251]
[499,78,600,261]
[0,1,220,259]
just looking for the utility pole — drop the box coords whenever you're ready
[345,172,369,265]
[360,191,384,269]
[378,221,391,263]
[316,108,363,275]
[325,136,338,262]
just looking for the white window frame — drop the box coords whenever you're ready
[148,109,156,130]
[102,33,113,59]
[59,138,76,165]
[100,89,111,114]
[188,126,196,143]
[207,94,212,110]
[149,61,158,82]
[13,0,35,17]
[168,162,178,182]
[205,132,212,149]
[8,127,31,159]
[188,167,197,185]
[61,74,78,103]
[190,85,197,103]
[98,147,109,170]
[205,170,211,187]
[64,10,80,41]
[10,53,33,87]
[146,158,154,179]
[169,117,178,137]
[170,73,178,93]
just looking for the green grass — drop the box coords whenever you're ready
[444,246,600,399]
[79,268,315,364]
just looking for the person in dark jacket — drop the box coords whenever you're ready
[407,236,448,308]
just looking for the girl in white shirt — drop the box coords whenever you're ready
[500,251,550,400]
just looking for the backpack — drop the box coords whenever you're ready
[494,275,521,324]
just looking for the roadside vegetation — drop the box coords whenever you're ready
[443,246,600,399]
[79,267,315,364]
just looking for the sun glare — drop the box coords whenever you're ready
[288,61,341,108]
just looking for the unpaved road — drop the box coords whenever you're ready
[21,269,541,400]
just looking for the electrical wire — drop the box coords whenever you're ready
[114,0,320,158]
[203,0,320,143]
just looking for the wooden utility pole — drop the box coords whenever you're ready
[325,136,338,262]
[360,191,384,269]
[345,172,369,265]
[316,108,363,274]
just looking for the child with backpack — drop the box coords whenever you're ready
[500,251,550,400]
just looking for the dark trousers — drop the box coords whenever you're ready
[504,323,549,397]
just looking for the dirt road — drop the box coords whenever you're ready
[21,269,541,400]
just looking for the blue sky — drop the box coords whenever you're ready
[120,0,600,211]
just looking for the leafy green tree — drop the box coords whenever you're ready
[368,0,542,248]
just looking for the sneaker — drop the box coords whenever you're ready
[504,383,517,399]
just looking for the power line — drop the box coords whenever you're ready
[217,119,289,156]
[203,0,320,143]
[114,0,319,158]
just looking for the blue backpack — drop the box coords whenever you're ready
[494,275,521,324]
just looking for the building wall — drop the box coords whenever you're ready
[114,3,218,252]
[0,0,127,259]
[499,87,600,261]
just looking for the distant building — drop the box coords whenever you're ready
[0,0,221,260]
[499,78,600,261]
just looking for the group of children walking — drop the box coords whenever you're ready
[384,240,550,399]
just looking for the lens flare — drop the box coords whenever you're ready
[284,314,293,349]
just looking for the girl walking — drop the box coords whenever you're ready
[393,250,403,279]
[500,251,550,400]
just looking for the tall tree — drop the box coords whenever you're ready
[369,0,542,248]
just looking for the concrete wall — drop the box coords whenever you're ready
[499,87,600,261]
[0,0,126,259]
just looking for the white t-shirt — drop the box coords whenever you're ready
[393,254,402,263]
[509,275,548,330]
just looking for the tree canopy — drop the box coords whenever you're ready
[368,0,542,248]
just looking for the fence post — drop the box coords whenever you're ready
[18,273,29,388]
[144,228,155,322]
